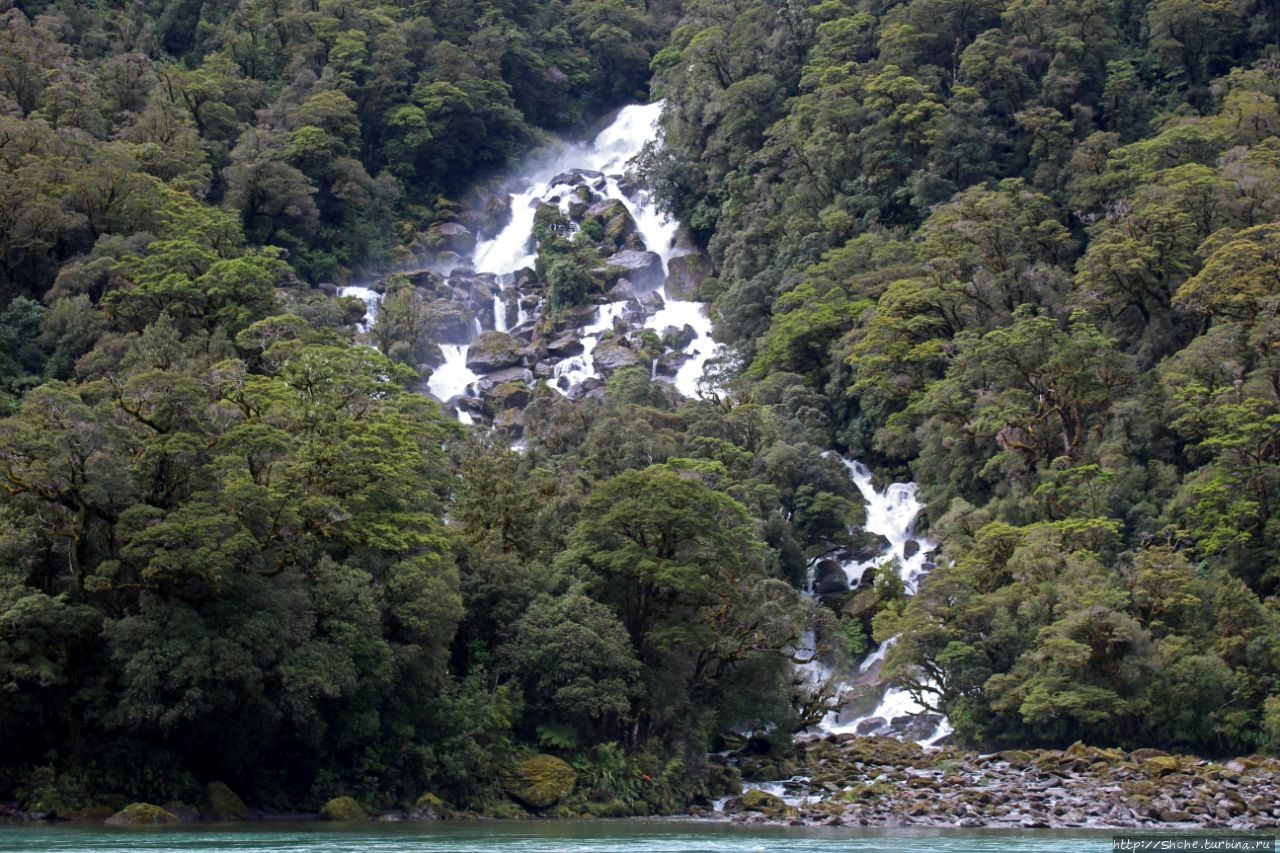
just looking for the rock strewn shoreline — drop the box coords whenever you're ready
[713,735,1280,830]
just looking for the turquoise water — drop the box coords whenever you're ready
[0,821,1121,853]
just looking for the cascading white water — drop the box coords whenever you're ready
[337,285,380,331]
[494,293,508,334]
[807,459,951,747]
[841,459,933,593]
[428,344,479,403]
[551,301,628,393]
[473,104,678,274]
[464,101,720,400]
[645,296,716,398]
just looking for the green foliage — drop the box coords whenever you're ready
[503,754,576,809]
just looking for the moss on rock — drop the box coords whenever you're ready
[320,796,369,821]
[409,793,449,821]
[104,803,180,825]
[202,781,249,822]
[504,754,576,809]
[741,788,786,815]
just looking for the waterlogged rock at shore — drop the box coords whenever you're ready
[104,803,180,825]
[409,793,450,821]
[320,796,369,821]
[740,789,788,816]
[504,754,576,809]
[202,781,249,821]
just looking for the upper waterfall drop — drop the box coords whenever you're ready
[472,102,679,275]
[431,99,720,409]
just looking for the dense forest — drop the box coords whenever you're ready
[1,0,1280,820]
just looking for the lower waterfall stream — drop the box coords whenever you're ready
[348,100,950,754]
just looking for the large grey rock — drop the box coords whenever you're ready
[425,300,474,346]
[427,221,476,256]
[813,560,849,595]
[546,334,585,358]
[584,199,641,250]
[603,250,664,293]
[548,169,604,190]
[666,252,713,300]
[592,339,640,374]
[466,331,523,372]
[476,193,513,240]
[655,350,690,377]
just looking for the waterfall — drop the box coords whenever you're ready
[807,459,951,747]
[473,103,678,275]
[337,285,381,331]
[550,301,628,394]
[494,293,508,334]
[428,344,479,403]
[457,101,722,403]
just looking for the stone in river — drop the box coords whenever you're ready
[466,331,523,372]
[603,249,664,293]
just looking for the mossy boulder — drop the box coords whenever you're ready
[202,781,249,822]
[665,252,712,300]
[1141,755,1184,777]
[466,331,523,372]
[741,788,786,815]
[409,793,449,821]
[320,796,369,821]
[104,803,180,825]
[426,221,476,256]
[504,754,576,809]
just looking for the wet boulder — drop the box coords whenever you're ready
[320,796,369,821]
[546,334,585,358]
[202,781,249,822]
[427,221,476,256]
[584,199,641,250]
[603,249,664,293]
[475,193,513,240]
[813,560,850,595]
[661,323,698,351]
[593,338,641,374]
[638,290,665,313]
[105,803,180,825]
[843,531,894,566]
[655,350,690,377]
[425,300,475,347]
[409,793,450,821]
[466,331,523,372]
[666,252,712,300]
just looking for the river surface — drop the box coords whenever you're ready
[0,821,1122,852]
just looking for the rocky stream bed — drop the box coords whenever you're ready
[711,735,1280,831]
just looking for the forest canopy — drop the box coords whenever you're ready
[2,0,1280,819]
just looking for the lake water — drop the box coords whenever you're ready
[0,821,1125,853]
